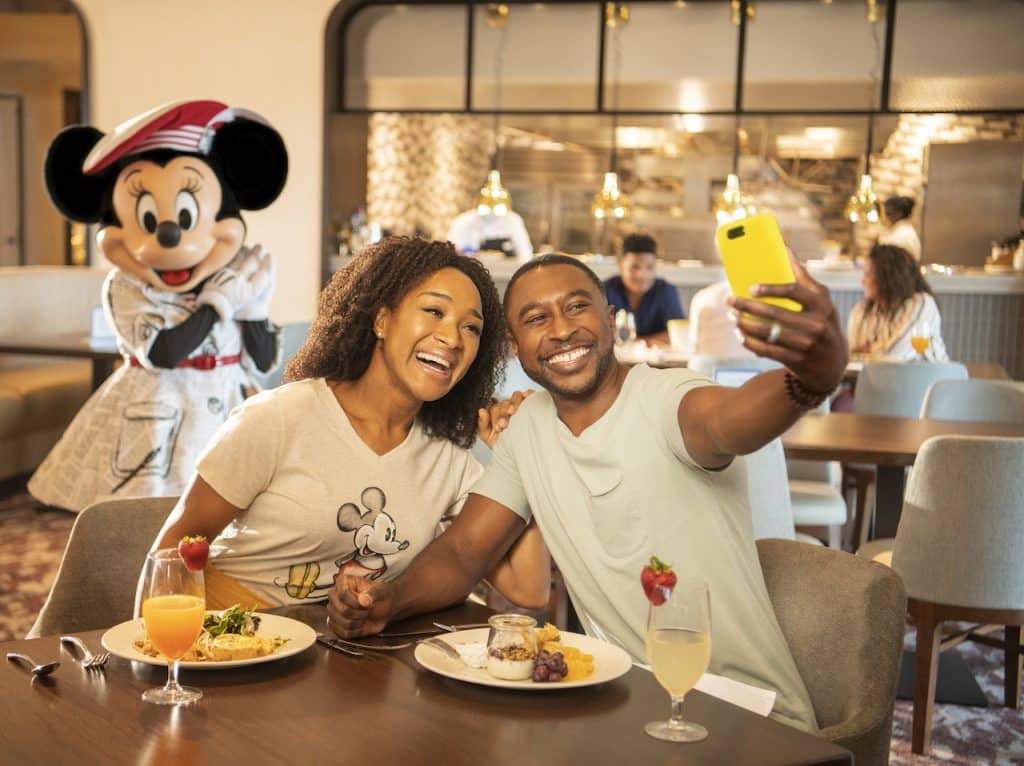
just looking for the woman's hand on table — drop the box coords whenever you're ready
[326,574,394,637]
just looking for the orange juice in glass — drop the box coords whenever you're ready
[137,549,205,705]
[911,319,931,360]
[143,594,205,660]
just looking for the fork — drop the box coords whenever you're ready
[59,636,109,669]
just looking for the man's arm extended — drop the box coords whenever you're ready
[326,493,529,637]
[679,255,847,469]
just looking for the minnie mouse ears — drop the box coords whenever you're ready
[45,99,288,222]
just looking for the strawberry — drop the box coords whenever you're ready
[177,535,210,572]
[641,556,677,606]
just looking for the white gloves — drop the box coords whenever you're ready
[198,245,275,321]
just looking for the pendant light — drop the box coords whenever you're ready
[477,5,512,217]
[592,3,631,221]
[844,115,880,224]
[713,123,756,225]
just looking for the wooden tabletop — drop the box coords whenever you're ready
[0,602,850,766]
[782,412,1024,466]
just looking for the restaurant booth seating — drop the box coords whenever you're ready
[0,266,110,483]
[27,496,177,638]
[757,538,906,766]
[857,435,1024,755]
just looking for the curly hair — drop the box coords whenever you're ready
[286,237,507,448]
[865,243,933,317]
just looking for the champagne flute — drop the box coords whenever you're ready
[137,549,206,705]
[615,309,637,346]
[910,319,931,361]
[644,577,711,742]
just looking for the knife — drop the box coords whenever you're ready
[378,622,491,638]
[316,634,364,657]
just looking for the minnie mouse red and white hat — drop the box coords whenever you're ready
[82,99,269,175]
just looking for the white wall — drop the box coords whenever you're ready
[76,0,342,322]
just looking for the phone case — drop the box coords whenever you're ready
[715,213,801,313]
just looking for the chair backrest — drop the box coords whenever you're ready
[258,321,312,389]
[852,361,967,418]
[892,435,1024,609]
[688,354,783,381]
[743,438,796,541]
[26,496,177,638]
[920,379,1024,423]
[756,539,906,766]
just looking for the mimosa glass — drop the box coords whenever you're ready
[137,549,206,705]
[644,577,711,742]
[910,320,931,361]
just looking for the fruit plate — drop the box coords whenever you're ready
[414,628,633,690]
[101,613,316,669]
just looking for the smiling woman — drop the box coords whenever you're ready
[149,236,551,613]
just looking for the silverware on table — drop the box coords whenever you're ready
[433,622,491,633]
[316,634,365,657]
[6,652,60,677]
[59,635,109,669]
[327,636,412,651]
[417,637,461,661]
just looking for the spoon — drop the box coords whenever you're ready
[6,652,60,677]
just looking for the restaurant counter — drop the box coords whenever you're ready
[329,254,1024,379]
[476,255,1024,380]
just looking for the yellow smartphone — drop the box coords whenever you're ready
[715,213,801,313]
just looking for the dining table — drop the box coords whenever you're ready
[0,602,852,766]
[0,333,121,391]
[782,412,1024,539]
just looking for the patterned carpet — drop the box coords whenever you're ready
[0,480,1021,764]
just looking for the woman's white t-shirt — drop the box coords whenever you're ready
[196,378,483,605]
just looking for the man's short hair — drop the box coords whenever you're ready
[622,233,657,257]
[503,253,606,317]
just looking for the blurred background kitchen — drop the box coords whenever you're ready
[2,0,1023,375]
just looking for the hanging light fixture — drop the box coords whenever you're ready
[592,3,631,220]
[714,124,756,225]
[730,0,755,26]
[477,5,512,217]
[845,115,880,224]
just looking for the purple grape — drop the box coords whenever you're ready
[548,672,563,682]
[533,664,550,682]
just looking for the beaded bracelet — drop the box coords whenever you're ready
[784,371,832,411]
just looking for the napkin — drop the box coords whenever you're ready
[634,663,776,717]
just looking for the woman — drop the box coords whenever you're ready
[848,244,948,362]
[151,237,548,609]
[878,196,921,261]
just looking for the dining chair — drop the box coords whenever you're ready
[256,320,312,389]
[856,435,1024,755]
[756,538,906,766]
[920,379,1024,423]
[26,496,178,639]
[744,439,796,541]
[787,400,847,549]
[846,360,969,548]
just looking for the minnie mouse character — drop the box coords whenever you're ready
[28,99,288,512]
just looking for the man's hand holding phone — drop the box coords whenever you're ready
[727,251,847,395]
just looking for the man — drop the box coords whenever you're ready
[603,233,684,345]
[328,253,847,732]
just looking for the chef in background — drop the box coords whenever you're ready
[878,196,921,261]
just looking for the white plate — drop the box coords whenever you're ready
[101,613,316,670]
[415,628,632,691]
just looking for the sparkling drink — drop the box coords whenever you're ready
[646,627,711,697]
[143,594,205,660]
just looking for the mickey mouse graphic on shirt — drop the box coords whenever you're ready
[334,487,410,580]
[275,486,410,600]
[27,99,288,513]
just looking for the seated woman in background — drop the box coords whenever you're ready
[603,233,684,345]
[848,243,949,362]
[148,237,549,610]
